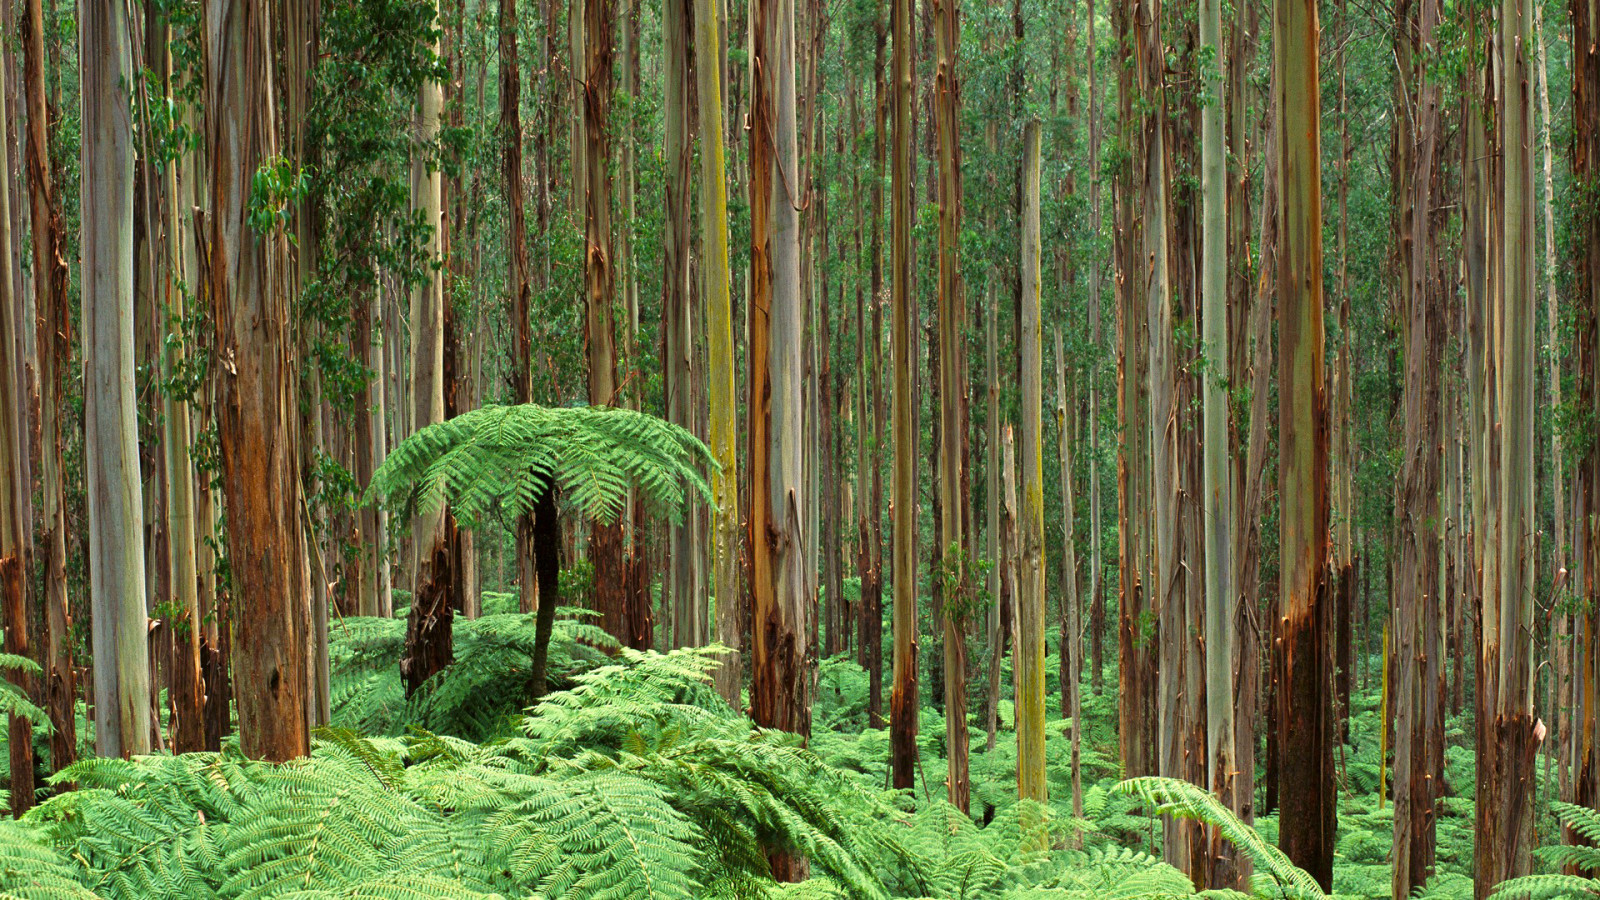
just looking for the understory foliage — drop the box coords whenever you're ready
[0,619,1579,899]
[0,635,1350,900]
[328,591,617,739]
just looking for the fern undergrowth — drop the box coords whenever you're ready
[0,607,1576,899]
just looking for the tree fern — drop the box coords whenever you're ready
[366,403,714,527]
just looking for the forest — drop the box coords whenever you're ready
[0,0,1594,896]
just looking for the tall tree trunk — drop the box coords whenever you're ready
[501,0,535,625]
[0,52,30,811]
[1114,0,1154,782]
[1137,0,1187,871]
[1054,329,1083,828]
[1571,0,1600,839]
[933,0,967,814]
[205,0,311,761]
[583,0,631,648]
[1199,0,1236,885]
[665,0,702,649]
[1016,121,1047,841]
[1535,0,1566,795]
[695,0,742,702]
[1392,2,1444,895]
[1225,0,1259,865]
[1085,0,1104,696]
[158,11,204,751]
[23,0,73,773]
[862,0,888,729]
[85,0,151,760]
[403,0,454,695]
[982,289,999,748]
[1332,0,1356,745]
[887,0,917,792]
[1477,0,1541,892]
[1273,0,1333,886]
[749,0,810,878]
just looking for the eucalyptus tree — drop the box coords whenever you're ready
[0,53,31,810]
[1476,0,1540,891]
[205,0,311,761]
[24,0,75,772]
[500,0,534,621]
[404,0,453,696]
[663,0,702,649]
[1391,1,1445,895]
[85,0,152,760]
[1054,328,1082,826]
[887,0,917,793]
[1572,0,1600,836]
[748,0,810,780]
[695,0,742,704]
[1134,0,1185,871]
[1273,0,1334,886]
[1199,0,1237,885]
[582,0,632,648]
[933,0,969,814]
[1016,120,1047,833]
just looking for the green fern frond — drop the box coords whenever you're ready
[0,820,103,899]
[1113,777,1326,900]
[367,404,713,527]
[1487,872,1600,900]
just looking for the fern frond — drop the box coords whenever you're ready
[366,404,713,526]
[1487,872,1600,900]
[0,820,102,899]
[1113,777,1326,900]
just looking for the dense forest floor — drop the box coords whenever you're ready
[0,588,1568,899]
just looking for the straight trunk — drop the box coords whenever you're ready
[23,0,73,773]
[1016,121,1047,836]
[204,0,311,761]
[1571,0,1600,843]
[403,0,453,695]
[1392,2,1444,895]
[1137,0,1187,871]
[501,0,535,624]
[665,0,702,648]
[1054,329,1082,827]
[584,0,631,647]
[1199,0,1236,885]
[1113,0,1154,781]
[1273,0,1334,886]
[1085,0,1104,696]
[1477,0,1541,891]
[888,0,917,791]
[695,0,742,702]
[984,286,1002,751]
[1225,0,1258,862]
[159,14,204,751]
[0,51,29,811]
[85,0,151,759]
[748,0,810,747]
[933,0,967,814]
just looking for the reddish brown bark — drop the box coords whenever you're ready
[22,0,73,776]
